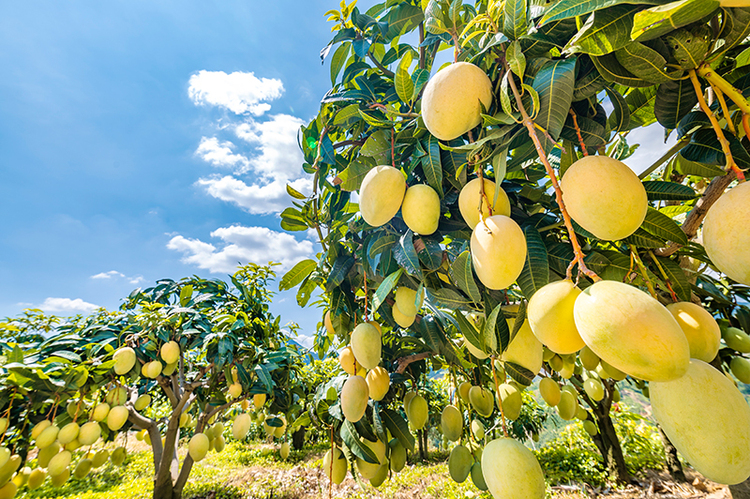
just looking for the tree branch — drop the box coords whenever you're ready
[368,51,394,78]
[395,352,433,374]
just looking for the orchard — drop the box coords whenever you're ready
[3,0,750,498]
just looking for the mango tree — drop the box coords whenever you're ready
[0,264,301,499]
[280,0,750,495]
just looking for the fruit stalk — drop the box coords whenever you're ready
[502,60,600,282]
[490,357,509,437]
[630,249,657,299]
[568,109,589,156]
[648,251,678,302]
[689,69,744,181]
[714,87,737,135]
[0,388,16,446]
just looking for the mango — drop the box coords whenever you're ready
[323,447,347,484]
[528,280,585,354]
[73,458,93,479]
[395,287,422,317]
[31,420,51,440]
[482,438,546,499]
[273,416,286,438]
[78,422,101,446]
[12,467,30,488]
[359,165,406,227]
[111,446,127,466]
[160,341,180,364]
[651,359,750,484]
[408,394,428,430]
[253,393,267,409]
[574,280,689,381]
[471,461,488,491]
[579,346,600,371]
[37,443,60,468]
[324,311,334,336]
[402,184,440,235]
[496,383,522,420]
[469,386,494,418]
[233,413,252,440]
[458,382,472,403]
[667,302,721,362]
[106,386,127,406]
[0,481,16,499]
[441,405,463,442]
[389,439,407,472]
[723,326,750,353]
[502,317,543,376]
[0,451,7,472]
[731,357,750,384]
[366,367,390,401]
[113,346,136,375]
[189,433,210,462]
[471,215,526,290]
[392,304,416,329]
[227,383,242,399]
[27,469,46,490]
[422,62,493,141]
[134,394,151,411]
[107,406,129,431]
[214,435,226,452]
[356,438,385,480]
[561,156,647,241]
[162,361,178,376]
[584,378,605,402]
[35,425,59,449]
[703,181,750,285]
[370,463,388,487]
[539,378,561,407]
[92,403,110,422]
[92,449,109,468]
[0,419,6,436]
[459,177,511,230]
[557,390,578,421]
[471,419,485,440]
[143,360,162,379]
[50,468,69,487]
[584,420,599,436]
[403,391,416,417]
[48,450,71,477]
[576,406,588,420]
[341,375,369,422]
[448,444,472,483]
[350,323,381,370]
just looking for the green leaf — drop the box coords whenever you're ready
[681,128,750,170]
[654,78,698,129]
[369,235,398,258]
[504,0,528,40]
[631,0,719,41]
[336,158,375,192]
[605,86,630,132]
[373,269,403,312]
[425,0,450,34]
[423,137,444,197]
[507,41,526,77]
[396,52,415,103]
[484,304,508,353]
[517,226,549,299]
[380,409,415,452]
[286,183,307,200]
[672,153,726,177]
[326,255,355,293]
[623,228,666,248]
[454,310,485,353]
[719,7,750,54]
[656,256,692,302]
[179,284,193,307]
[417,238,443,271]
[624,85,658,129]
[330,43,351,86]
[429,288,472,308]
[280,259,317,291]
[641,207,689,245]
[341,420,380,464]
[563,5,638,56]
[666,27,711,70]
[361,130,392,163]
[539,0,662,26]
[394,231,423,278]
[450,251,482,303]
[505,362,535,387]
[532,57,577,141]
[591,53,651,88]
[412,68,430,100]
[615,42,682,84]
[642,180,696,200]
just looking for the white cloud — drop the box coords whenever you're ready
[91,270,124,279]
[188,70,284,116]
[38,297,100,314]
[195,137,250,171]
[197,175,311,214]
[624,123,677,176]
[235,114,306,180]
[167,225,313,274]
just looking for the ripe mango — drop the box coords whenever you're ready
[557,390,578,421]
[359,165,406,227]
[110,446,127,466]
[189,433,210,462]
[389,439,407,472]
[574,280,689,381]
[0,419,6,436]
[48,450,71,477]
[403,391,417,418]
[106,386,127,406]
[350,323,381,370]
[448,444,472,483]
[703,181,750,285]
[471,419,485,440]
[50,468,69,487]
[233,413,252,440]
[395,287,422,317]
[27,469,46,490]
[469,386,494,418]
[408,394,428,430]
[459,177,511,230]
[402,184,441,235]
[323,447,347,484]
[143,360,162,379]
[356,438,385,480]
[561,156,647,241]
[341,375,369,422]
[482,438,546,499]
[0,482,15,499]
[214,435,226,452]
[667,302,721,362]
[528,280,585,354]
[422,62,493,141]
[35,425,59,449]
[113,347,136,375]
[651,359,750,484]
[441,405,463,442]
[539,378,561,407]
[78,422,101,446]
[324,311,334,336]
[0,450,7,472]
[458,382,472,403]
[107,406,129,431]
[579,346,600,371]
[496,383,522,420]
[160,341,180,364]
[366,367,390,401]
[392,304,416,329]
[502,317,543,376]
[134,394,151,411]
[253,393,266,409]
[471,215,526,290]
[731,357,750,384]
[31,420,51,440]
[584,378,605,402]
[227,383,242,399]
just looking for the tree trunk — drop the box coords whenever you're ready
[292,426,306,450]
[590,401,632,484]
[417,429,426,461]
[658,426,686,482]
[153,477,181,499]
[422,428,429,459]
[730,479,750,499]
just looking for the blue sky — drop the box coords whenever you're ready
[0,0,671,346]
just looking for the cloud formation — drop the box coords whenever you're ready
[188,70,284,116]
[167,225,313,274]
[90,270,144,285]
[38,297,100,314]
[195,137,250,171]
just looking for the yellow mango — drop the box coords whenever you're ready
[458,178,511,229]
[482,438,546,499]
[703,181,750,285]
[561,156,647,240]
[359,165,406,227]
[35,425,59,449]
[324,310,334,336]
[667,302,721,362]
[395,287,422,317]
[78,422,101,446]
[584,420,598,436]
[502,317,543,377]
[323,447,347,484]
[723,326,750,353]
[579,346,600,371]
[403,391,417,418]
[495,383,522,420]
[471,215,526,290]
[408,395,429,430]
[253,393,266,409]
[557,390,578,421]
[356,438,385,480]
[31,420,51,440]
[389,439,407,472]
[338,346,357,374]
[651,359,750,484]
[584,377,605,402]
[402,184,441,235]
[341,375,369,422]
[720,0,750,6]
[422,62,493,141]
[441,405,463,442]
[574,280,689,381]
[279,442,290,460]
[469,386,494,418]
[58,422,80,446]
[113,347,136,375]
[527,280,585,354]
[110,446,127,466]
[392,305,416,329]
[448,444,472,483]
[227,383,242,399]
[351,323,381,370]
[189,433,209,462]
[160,341,180,365]
[233,413,252,440]
[458,382,472,403]
[48,450,71,477]
[0,482,15,499]
[539,377,561,407]
[27,469,46,490]
[366,367,390,401]
[50,469,69,487]
[134,394,151,411]
[92,402,111,422]
[731,357,750,384]
[471,419,485,440]
[37,443,59,468]
[107,406,129,431]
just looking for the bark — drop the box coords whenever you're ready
[730,479,750,498]
[417,429,426,461]
[658,426,686,482]
[292,426,306,450]
[589,403,632,484]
